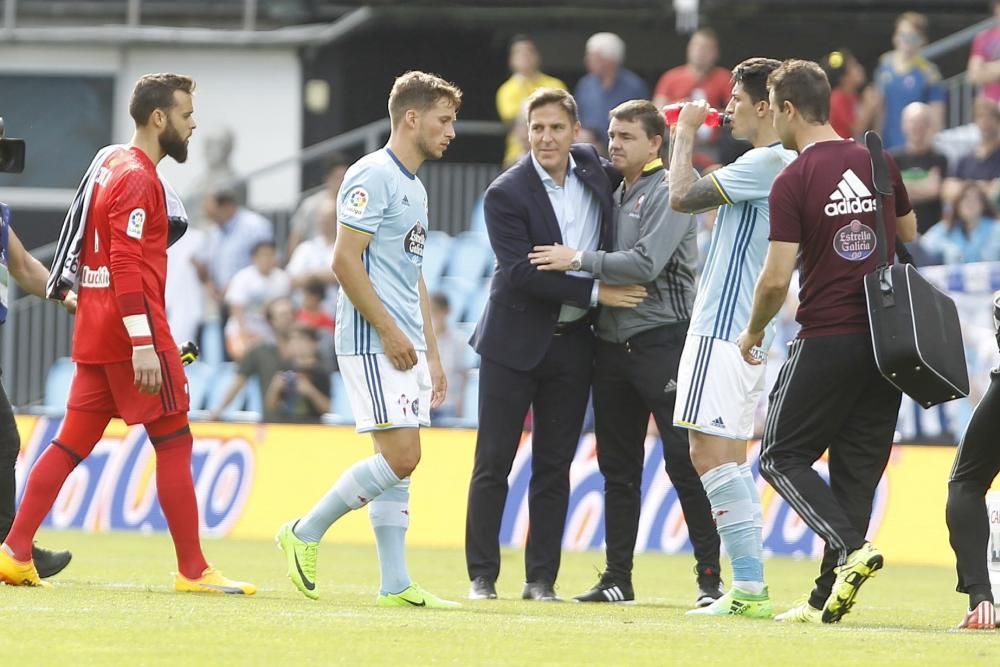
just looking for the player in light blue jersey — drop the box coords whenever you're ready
[668,58,797,618]
[276,71,463,608]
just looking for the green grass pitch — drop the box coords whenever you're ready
[1,531,995,665]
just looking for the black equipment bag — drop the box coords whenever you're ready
[863,131,969,408]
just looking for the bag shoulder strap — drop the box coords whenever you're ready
[864,131,893,269]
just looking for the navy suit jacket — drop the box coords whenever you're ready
[471,144,619,371]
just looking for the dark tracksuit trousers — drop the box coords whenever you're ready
[947,368,1000,605]
[0,376,20,542]
[759,334,901,610]
[593,321,720,581]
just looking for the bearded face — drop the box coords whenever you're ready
[159,119,189,163]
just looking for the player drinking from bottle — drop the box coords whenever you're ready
[668,57,797,618]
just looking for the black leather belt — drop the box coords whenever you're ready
[554,315,593,335]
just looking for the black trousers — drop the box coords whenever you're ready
[592,322,719,581]
[466,327,594,584]
[947,369,1000,603]
[758,334,901,610]
[0,375,20,542]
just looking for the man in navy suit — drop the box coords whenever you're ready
[465,88,647,601]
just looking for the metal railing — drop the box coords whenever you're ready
[0,244,73,408]
[923,16,997,128]
[943,71,979,128]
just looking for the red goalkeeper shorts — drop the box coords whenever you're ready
[67,351,190,425]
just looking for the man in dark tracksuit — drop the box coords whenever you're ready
[0,202,73,578]
[529,100,721,605]
[945,292,1000,630]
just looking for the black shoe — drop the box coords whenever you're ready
[695,565,723,608]
[522,580,560,601]
[573,571,634,603]
[33,543,72,579]
[468,576,497,600]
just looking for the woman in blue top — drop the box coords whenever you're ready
[921,182,1000,264]
[873,12,946,150]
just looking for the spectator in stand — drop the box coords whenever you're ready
[165,222,205,347]
[296,277,337,370]
[296,278,335,334]
[574,32,649,143]
[891,102,949,235]
[496,35,568,168]
[195,186,273,314]
[263,324,331,423]
[286,154,349,258]
[208,296,297,421]
[286,196,338,311]
[872,11,946,150]
[652,28,731,112]
[822,49,874,140]
[223,240,292,361]
[967,0,1000,104]
[653,28,733,167]
[943,97,1000,205]
[921,182,1000,264]
[429,293,469,420]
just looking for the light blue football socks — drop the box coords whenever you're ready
[701,462,764,594]
[294,453,400,542]
[370,477,412,595]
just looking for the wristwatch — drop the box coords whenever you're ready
[569,250,583,272]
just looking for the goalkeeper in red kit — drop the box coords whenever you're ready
[0,73,254,594]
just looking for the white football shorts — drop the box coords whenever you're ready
[673,334,766,440]
[338,352,431,433]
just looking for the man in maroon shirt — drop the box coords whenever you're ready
[736,60,917,624]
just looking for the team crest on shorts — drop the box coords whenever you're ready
[411,398,419,418]
[832,219,876,261]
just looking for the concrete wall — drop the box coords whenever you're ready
[0,43,301,212]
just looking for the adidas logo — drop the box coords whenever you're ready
[710,416,726,429]
[402,195,410,206]
[824,169,876,216]
[602,585,627,602]
[663,379,677,394]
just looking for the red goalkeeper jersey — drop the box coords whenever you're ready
[73,146,177,363]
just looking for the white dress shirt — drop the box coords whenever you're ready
[530,151,601,322]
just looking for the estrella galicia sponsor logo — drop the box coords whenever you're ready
[404,222,426,264]
[833,219,877,261]
[81,266,111,288]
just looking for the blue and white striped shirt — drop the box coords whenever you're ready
[688,143,797,348]
[335,147,429,355]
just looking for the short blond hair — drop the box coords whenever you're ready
[388,71,463,127]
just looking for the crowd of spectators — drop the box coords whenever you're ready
[164,6,1000,424]
[492,7,1000,267]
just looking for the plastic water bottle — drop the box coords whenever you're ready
[661,103,730,128]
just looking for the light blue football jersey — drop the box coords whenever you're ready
[688,143,798,349]
[335,148,428,355]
